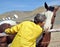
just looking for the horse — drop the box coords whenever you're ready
[36,2,59,47]
[0,20,17,47]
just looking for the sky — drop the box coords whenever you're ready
[0,0,60,14]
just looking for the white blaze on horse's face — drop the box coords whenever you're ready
[42,11,53,30]
[0,20,17,25]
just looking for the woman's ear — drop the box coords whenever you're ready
[44,2,48,10]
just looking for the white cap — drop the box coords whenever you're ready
[0,20,17,25]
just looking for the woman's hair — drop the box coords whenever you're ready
[34,13,46,24]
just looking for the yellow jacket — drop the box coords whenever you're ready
[5,21,43,47]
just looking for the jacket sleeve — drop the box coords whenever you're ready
[5,23,22,34]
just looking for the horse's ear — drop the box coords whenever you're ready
[44,2,48,10]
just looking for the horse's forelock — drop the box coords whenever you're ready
[48,6,54,11]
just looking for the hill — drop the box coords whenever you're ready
[0,6,60,26]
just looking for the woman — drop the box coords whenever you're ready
[5,14,46,47]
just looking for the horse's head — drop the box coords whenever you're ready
[43,2,59,30]
[0,20,17,45]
